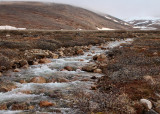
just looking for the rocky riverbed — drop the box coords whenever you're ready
[0,39,133,114]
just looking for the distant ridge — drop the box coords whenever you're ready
[128,19,160,30]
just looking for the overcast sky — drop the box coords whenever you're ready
[1,0,160,20]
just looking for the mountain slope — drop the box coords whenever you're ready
[0,2,133,30]
[128,19,160,30]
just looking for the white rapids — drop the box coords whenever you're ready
[0,38,134,113]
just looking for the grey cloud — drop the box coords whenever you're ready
[1,0,160,20]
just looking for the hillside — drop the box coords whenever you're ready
[129,19,160,30]
[0,2,133,30]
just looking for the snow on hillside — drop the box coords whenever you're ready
[97,27,115,30]
[133,26,157,30]
[0,25,26,30]
[104,15,131,27]
[128,19,160,30]
[105,16,112,20]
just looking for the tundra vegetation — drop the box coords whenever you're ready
[0,30,160,113]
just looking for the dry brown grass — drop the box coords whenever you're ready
[73,90,135,114]
[98,38,160,113]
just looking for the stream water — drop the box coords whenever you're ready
[0,38,133,114]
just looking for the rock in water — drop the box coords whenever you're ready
[76,49,84,55]
[97,54,107,62]
[140,99,152,110]
[82,64,97,72]
[64,66,73,71]
[0,104,7,110]
[0,72,2,77]
[39,101,54,107]
[39,58,51,64]
[93,69,102,73]
[13,68,21,72]
[30,77,46,83]
[52,53,59,59]
[11,102,28,110]
[19,60,28,67]
[93,55,98,60]
[0,82,17,92]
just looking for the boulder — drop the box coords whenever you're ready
[91,85,97,90]
[22,65,29,69]
[76,49,84,55]
[101,47,107,50]
[91,51,95,54]
[88,45,92,48]
[143,75,155,85]
[97,54,107,62]
[30,77,46,83]
[99,64,108,69]
[52,53,59,59]
[57,78,69,83]
[91,76,97,79]
[0,104,7,110]
[28,105,35,110]
[13,68,21,72]
[140,99,152,110]
[39,101,54,107]
[60,69,68,71]
[93,69,102,73]
[76,69,81,72]
[48,78,69,83]
[33,61,39,65]
[39,58,51,64]
[11,102,28,110]
[48,78,57,83]
[58,51,64,57]
[64,66,73,71]
[20,90,32,94]
[19,60,28,67]
[24,49,53,59]
[0,72,2,77]
[81,78,90,81]
[19,79,27,84]
[0,82,17,92]
[87,54,92,56]
[82,64,97,72]
[93,55,98,60]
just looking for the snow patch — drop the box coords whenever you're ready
[113,19,119,23]
[124,23,130,26]
[97,27,115,30]
[105,16,112,20]
[0,25,26,30]
[133,26,157,30]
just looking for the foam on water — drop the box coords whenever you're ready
[0,110,22,114]
[0,82,71,103]
[29,65,57,75]
[15,82,69,91]
[107,38,133,48]
[0,92,39,102]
